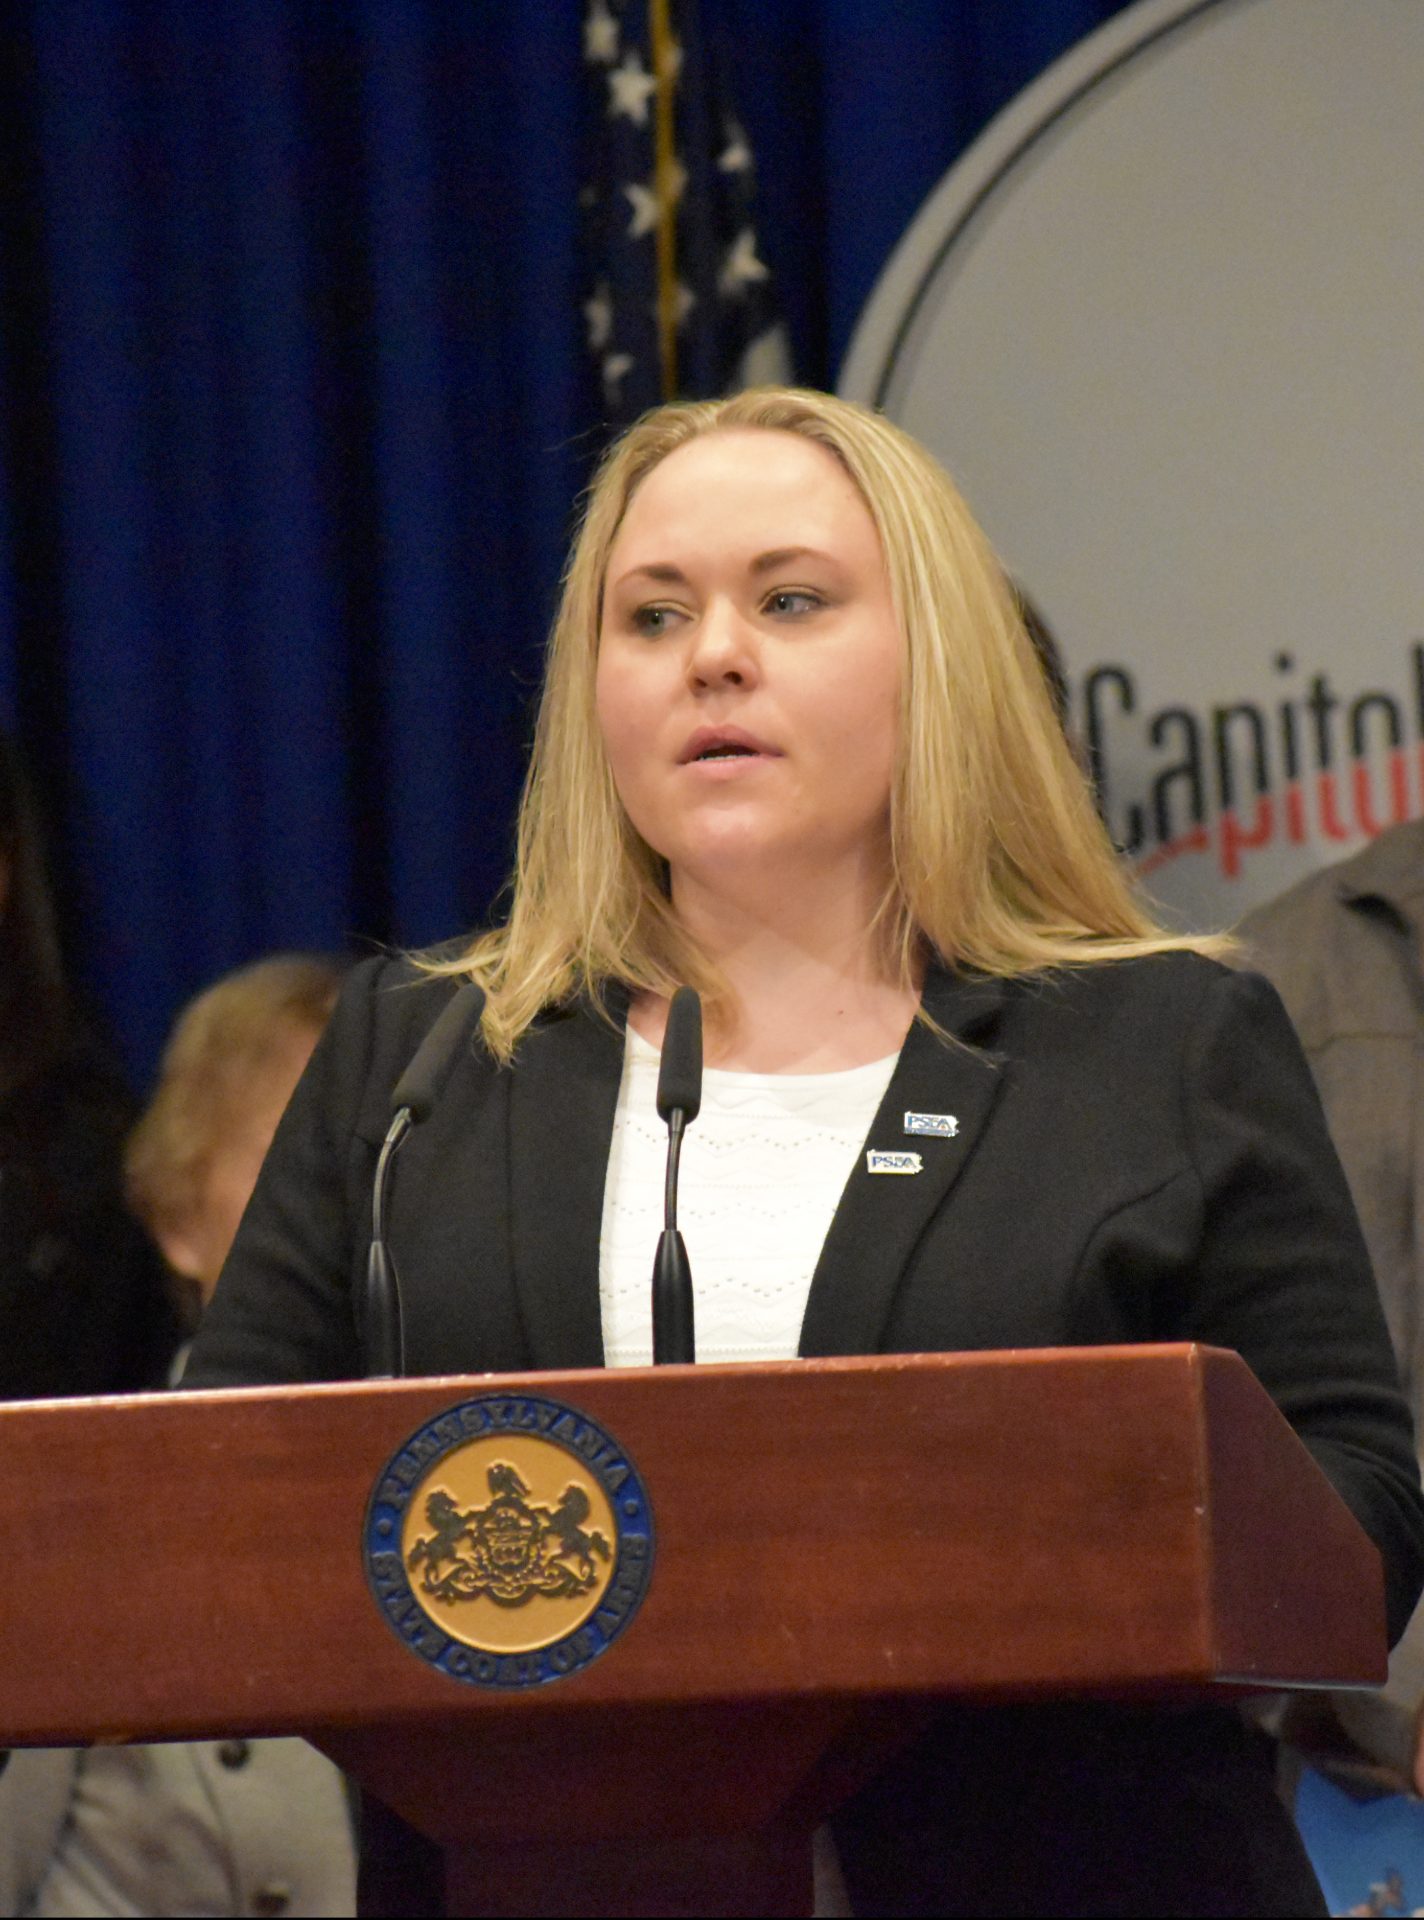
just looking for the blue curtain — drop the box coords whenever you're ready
[0,0,1127,1080]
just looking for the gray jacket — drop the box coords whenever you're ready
[1240,818,1424,1776]
[0,1738,355,1918]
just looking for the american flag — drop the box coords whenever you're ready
[581,0,790,431]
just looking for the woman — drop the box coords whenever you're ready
[127,952,346,1323]
[0,955,356,1920]
[185,389,1424,1915]
[0,729,177,1400]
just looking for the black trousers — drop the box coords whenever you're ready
[832,1702,1326,1919]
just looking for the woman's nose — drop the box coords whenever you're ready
[686,600,759,690]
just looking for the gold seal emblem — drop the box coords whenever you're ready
[366,1394,654,1687]
[402,1434,618,1654]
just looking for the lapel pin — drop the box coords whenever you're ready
[867,1149,923,1175]
[904,1111,959,1138]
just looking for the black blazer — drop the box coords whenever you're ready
[187,951,1424,1917]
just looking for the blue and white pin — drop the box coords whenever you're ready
[867,1149,922,1175]
[867,1111,959,1174]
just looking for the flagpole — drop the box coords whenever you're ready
[649,0,679,400]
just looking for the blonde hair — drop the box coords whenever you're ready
[126,953,343,1238]
[434,387,1222,1059]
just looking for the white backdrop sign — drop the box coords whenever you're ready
[841,0,1424,928]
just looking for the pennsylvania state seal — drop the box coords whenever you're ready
[364,1394,654,1689]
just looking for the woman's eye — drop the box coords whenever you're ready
[631,604,680,636]
[764,589,823,618]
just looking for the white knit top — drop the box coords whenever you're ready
[598,1026,900,1368]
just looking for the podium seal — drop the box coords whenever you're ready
[363,1393,654,1689]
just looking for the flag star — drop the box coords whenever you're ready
[626,157,685,239]
[608,51,658,124]
[719,227,770,294]
[673,282,696,327]
[625,181,660,239]
[584,282,614,352]
[718,121,751,174]
[602,351,635,403]
[584,0,619,64]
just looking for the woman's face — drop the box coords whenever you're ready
[595,428,902,898]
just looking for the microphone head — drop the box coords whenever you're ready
[656,986,703,1124]
[391,982,487,1123]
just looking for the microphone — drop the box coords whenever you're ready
[652,986,702,1364]
[365,981,486,1378]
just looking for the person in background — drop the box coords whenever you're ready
[0,730,178,1399]
[1015,587,1070,733]
[1240,821,1424,1795]
[127,953,347,1330]
[0,953,357,1920]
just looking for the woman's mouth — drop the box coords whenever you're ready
[678,726,780,765]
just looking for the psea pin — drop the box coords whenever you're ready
[904,1112,959,1138]
[867,1149,923,1175]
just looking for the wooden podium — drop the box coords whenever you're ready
[0,1345,1386,1916]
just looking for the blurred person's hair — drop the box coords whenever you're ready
[1015,588,1070,730]
[0,730,70,1095]
[126,954,343,1242]
[424,386,1224,1060]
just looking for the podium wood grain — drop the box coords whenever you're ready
[0,1345,1385,1914]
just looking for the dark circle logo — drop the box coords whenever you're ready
[364,1394,654,1690]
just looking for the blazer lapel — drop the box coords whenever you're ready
[507,992,628,1370]
[798,967,1010,1357]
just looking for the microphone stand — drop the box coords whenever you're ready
[652,987,701,1364]
[365,1112,411,1379]
[652,1109,695,1364]
[364,982,486,1379]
